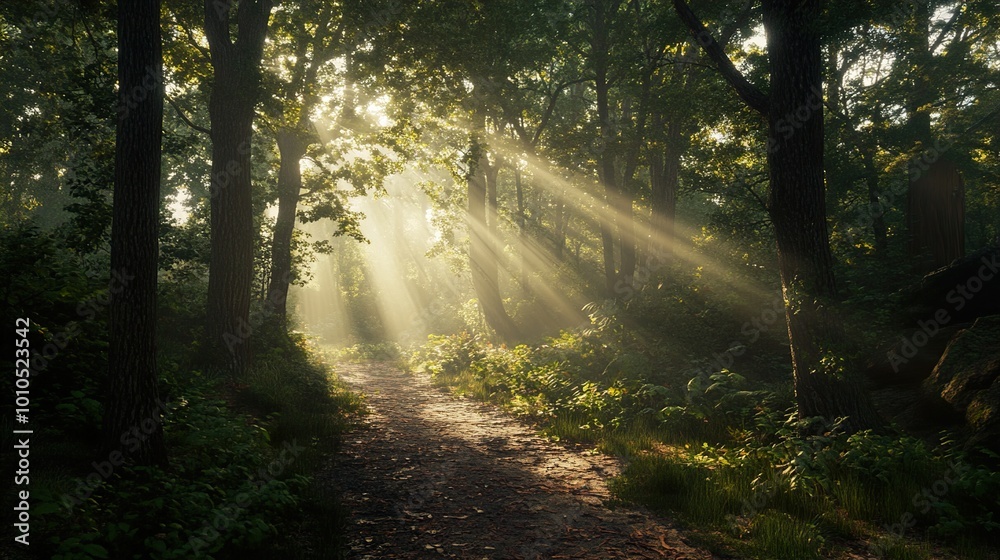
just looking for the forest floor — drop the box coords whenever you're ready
[322,361,717,560]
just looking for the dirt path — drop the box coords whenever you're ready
[327,362,715,560]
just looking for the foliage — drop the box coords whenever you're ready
[415,324,1000,558]
[327,342,404,364]
[0,216,362,559]
[35,379,307,560]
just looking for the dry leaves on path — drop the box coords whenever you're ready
[322,362,718,560]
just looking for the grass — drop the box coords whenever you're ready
[871,536,934,560]
[748,511,825,559]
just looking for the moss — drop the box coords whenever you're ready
[929,316,1000,410]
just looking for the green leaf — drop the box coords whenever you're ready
[80,544,109,558]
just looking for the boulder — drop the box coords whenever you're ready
[921,315,1000,454]
[865,323,969,385]
[902,245,1000,326]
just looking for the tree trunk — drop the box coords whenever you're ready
[617,64,654,290]
[674,0,884,433]
[592,0,621,296]
[553,190,568,261]
[514,168,531,294]
[907,159,965,270]
[761,0,882,432]
[104,0,167,465]
[203,0,273,376]
[469,155,517,343]
[901,0,965,271]
[467,106,517,343]
[650,116,681,259]
[265,127,307,329]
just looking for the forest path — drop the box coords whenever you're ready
[326,361,715,560]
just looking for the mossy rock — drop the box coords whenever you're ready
[922,315,1000,453]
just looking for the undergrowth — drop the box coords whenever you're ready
[411,315,1000,560]
[23,335,364,560]
[0,226,363,559]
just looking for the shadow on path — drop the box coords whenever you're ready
[322,362,715,560]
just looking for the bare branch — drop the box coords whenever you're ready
[165,95,212,136]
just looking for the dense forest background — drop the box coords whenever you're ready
[1,0,999,558]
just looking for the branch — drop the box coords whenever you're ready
[532,76,590,146]
[672,0,768,115]
[742,178,769,213]
[165,96,212,136]
[167,7,212,63]
[929,4,963,54]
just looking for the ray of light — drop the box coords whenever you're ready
[487,139,776,308]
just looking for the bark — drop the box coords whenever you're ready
[650,115,681,259]
[203,0,273,376]
[265,128,308,328]
[553,191,568,261]
[762,0,882,432]
[265,21,341,332]
[902,2,964,271]
[104,0,167,465]
[616,68,653,290]
[827,44,841,112]
[907,159,965,270]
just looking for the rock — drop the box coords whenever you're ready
[902,245,1000,326]
[921,315,1000,454]
[865,323,970,385]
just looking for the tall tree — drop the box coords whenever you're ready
[586,0,628,295]
[262,1,343,329]
[901,0,964,270]
[103,0,167,465]
[648,4,752,262]
[468,88,519,342]
[203,0,273,374]
[674,0,883,432]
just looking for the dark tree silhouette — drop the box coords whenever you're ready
[468,106,518,343]
[103,0,167,465]
[203,0,274,374]
[908,159,965,271]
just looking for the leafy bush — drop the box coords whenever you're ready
[35,380,309,560]
[328,342,404,364]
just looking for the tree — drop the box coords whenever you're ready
[467,99,519,342]
[674,0,883,432]
[261,1,343,329]
[102,0,167,465]
[647,4,752,263]
[901,0,964,270]
[586,0,626,295]
[202,0,273,374]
